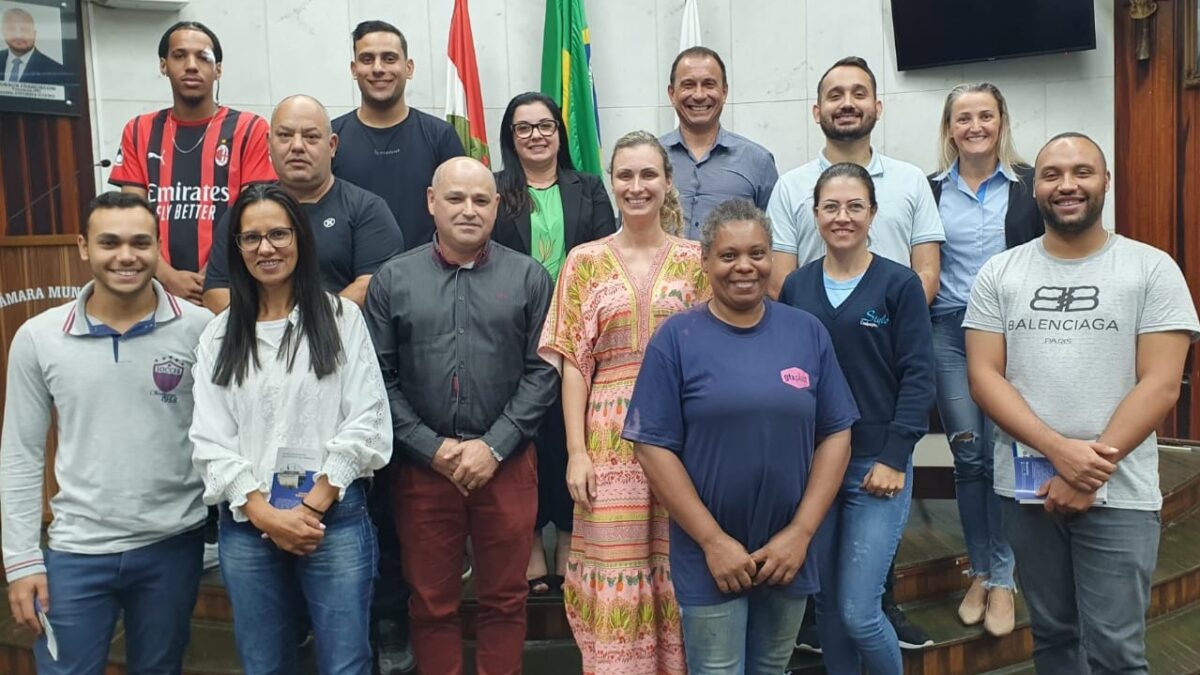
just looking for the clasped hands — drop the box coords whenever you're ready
[1038,438,1121,514]
[702,526,812,595]
[431,437,499,495]
[244,478,337,556]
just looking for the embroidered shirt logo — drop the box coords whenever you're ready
[859,309,889,328]
[1030,286,1099,312]
[152,357,186,403]
[215,142,230,167]
[323,217,336,229]
[780,367,810,390]
[147,151,164,162]
[114,148,125,166]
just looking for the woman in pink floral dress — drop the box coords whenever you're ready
[539,130,710,675]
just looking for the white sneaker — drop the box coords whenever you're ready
[203,542,220,570]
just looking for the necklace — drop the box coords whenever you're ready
[172,115,215,155]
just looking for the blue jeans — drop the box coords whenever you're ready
[36,526,204,675]
[679,588,808,675]
[1002,500,1159,675]
[219,481,377,675]
[814,455,913,675]
[932,308,1015,589]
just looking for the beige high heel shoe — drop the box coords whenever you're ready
[984,587,1015,637]
[958,576,988,625]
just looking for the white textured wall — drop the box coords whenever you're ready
[83,0,1116,224]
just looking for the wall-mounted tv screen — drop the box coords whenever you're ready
[890,0,1097,71]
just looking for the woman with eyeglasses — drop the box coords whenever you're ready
[493,91,616,596]
[779,163,935,675]
[190,184,392,675]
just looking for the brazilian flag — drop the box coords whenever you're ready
[540,0,603,176]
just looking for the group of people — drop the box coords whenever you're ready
[1,15,1197,675]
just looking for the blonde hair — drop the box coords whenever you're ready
[609,130,683,236]
[936,82,1026,175]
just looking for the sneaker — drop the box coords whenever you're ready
[794,623,822,654]
[374,618,416,674]
[202,542,220,570]
[461,559,473,582]
[376,640,416,675]
[885,601,933,650]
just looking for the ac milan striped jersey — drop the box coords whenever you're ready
[109,106,276,272]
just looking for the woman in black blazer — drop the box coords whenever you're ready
[492,91,616,596]
[927,82,1043,638]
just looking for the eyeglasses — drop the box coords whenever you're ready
[235,227,295,251]
[512,119,559,139]
[817,200,870,217]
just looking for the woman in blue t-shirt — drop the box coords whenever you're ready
[622,198,859,675]
[779,163,936,675]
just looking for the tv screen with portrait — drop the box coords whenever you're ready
[0,0,84,116]
[890,0,1097,71]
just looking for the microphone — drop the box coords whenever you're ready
[4,159,113,229]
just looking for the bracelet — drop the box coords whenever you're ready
[300,501,326,517]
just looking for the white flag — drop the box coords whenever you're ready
[679,0,702,52]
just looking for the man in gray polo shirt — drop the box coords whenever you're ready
[660,46,778,241]
[965,133,1198,674]
[1,192,212,674]
[767,56,943,302]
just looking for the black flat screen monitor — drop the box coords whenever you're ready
[890,0,1097,71]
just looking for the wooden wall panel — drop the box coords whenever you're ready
[0,245,92,525]
[1115,0,1200,438]
[1184,21,1200,437]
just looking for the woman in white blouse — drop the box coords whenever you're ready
[190,184,391,675]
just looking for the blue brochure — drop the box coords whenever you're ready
[269,446,322,509]
[1012,440,1108,504]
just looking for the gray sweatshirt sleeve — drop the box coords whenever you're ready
[1,326,51,582]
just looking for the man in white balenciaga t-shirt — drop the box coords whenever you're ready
[965,133,1199,674]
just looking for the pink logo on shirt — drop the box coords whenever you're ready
[780,367,810,390]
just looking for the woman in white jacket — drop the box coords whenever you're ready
[190,183,391,675]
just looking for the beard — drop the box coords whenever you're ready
[1038,194,1105,235]
[820,110,877,142]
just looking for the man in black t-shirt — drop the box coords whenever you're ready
[332,20,464,251]
[201,95,404,314]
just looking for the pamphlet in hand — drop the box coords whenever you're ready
[35,598,58,661]
[1012,440,1108,505]
[269,446,322,510]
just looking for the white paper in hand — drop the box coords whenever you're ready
[35,598,58,661]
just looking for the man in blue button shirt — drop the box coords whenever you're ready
[660,47,778,241]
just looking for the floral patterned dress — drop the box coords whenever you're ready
[538,235,709,675]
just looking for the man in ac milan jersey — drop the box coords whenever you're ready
[109,20,275,306]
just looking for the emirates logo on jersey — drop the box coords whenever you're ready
[215,141,230,167]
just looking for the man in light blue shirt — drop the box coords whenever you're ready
[768,56,943,302]
[660,46,778,240]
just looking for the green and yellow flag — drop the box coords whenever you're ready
[540,0,602,175]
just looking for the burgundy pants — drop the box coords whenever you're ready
[394,447,537,675]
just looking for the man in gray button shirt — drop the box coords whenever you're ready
[364,157,556,675]
[660,46,778,241]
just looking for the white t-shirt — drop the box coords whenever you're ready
[964,234,1200,510]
